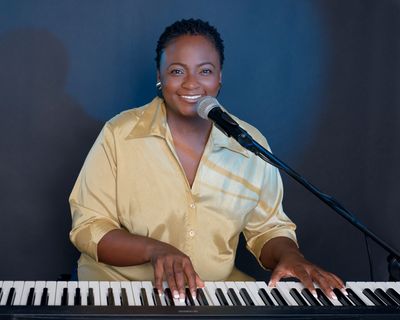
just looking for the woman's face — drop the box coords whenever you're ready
[158,35,222,119]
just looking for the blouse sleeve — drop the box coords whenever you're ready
[243,145,298,269]
[69,123,121,261]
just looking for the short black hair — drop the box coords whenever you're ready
[155,18,224,70]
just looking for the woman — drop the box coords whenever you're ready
[69,18,345,302]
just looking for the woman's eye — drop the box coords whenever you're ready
[201,69,212,75]
[170,69,184,75]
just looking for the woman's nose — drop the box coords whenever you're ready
[182,73,200,90]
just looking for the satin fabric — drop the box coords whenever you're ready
[69,97,297,281]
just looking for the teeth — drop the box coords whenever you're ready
[181,95,201,100]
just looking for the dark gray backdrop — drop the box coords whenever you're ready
[0,0,399,282]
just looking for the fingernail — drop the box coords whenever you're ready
[312,291,318,299]
[179,293,185,302]
[341,288,348,296]
[191,291,197,299]
[331,292,338,300]
[173,290,179,299]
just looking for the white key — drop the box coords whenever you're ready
[120,281,135,306]
[273,282,298,306]
[239,281,264,306]
[10,281,24,306]
[346,282,374,306]
[214,281,233,306]
[78,281,89,306]
[141,281,155,306]
[19,281,35,306]
[46,281,57,306]
[109,282,122,306]
[225,282,246,306]
[33,281,46,306]
[55,281,68,306]
[0,281,14,305]
[99,281,110,306]
[130,281,142,306]
[162,281,185,306]
[256,281,278,306]
[88,281,101,306]
[204,282,219,306]
[67,281,78,306]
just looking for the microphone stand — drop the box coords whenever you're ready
[231,128,400,281]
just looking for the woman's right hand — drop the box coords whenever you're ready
[149,242,204,302]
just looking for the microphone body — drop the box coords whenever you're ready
[196,96,255,149]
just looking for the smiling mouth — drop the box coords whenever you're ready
[180,95,202,101]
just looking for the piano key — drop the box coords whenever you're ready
[109,282,122,306]
[40,288,49,306]
[196,288,209,306]
[162,281,185,306]
[67,281,78,306]
[107,288,115,306]
[244,281,269,306]
[163,288,174,306]
[332,288,353,306]
[255,281,281,306]
[130,281,142,306]
[346,282,377,306]
[185,288,195,306]
[74,287,82,306]
[374,288,397,306]
[227,288,242,306]
[88,281,101,306]
[152,288,162,306]
[362,288,385,306]
[77,281,89,306]
[141,281,155,306]
[120,282,135,306]
[214,282,233,306]
[0,281,13,306]
[225,282,246,306]
[345,288,366,306]
[313,288,333,306]
[204,282,220,306]
[99,281,110,306]
[46,281,57,306]
[239,287,254,306]
[32,281,46,306]
[19,281,35,306]
[301,288,321,306]
[140,288,149,306]
[61,287,68,306]
[10,281,24,306]
[55,281,68,306]
[120,288,128,306]
[386,288,400,305]
[237,282,260,306]
[6,287,15,306]
[276,282,302,306]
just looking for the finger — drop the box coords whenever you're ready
[183,261,199,298]
[294,269,317,297]
[153,259,164,295]
[312,270,335,299]
[268,268,288,287]
[164,259,179,299]
[173,261,186,302]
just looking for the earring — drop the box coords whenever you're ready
[156,81,162,91]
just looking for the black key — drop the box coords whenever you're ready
[185,288,195,306]
[258,288,275,306]
[346,288,366,306]
[107,288,115,306]
[333,288,352,306]
[152,288,162,306]
[164,288,174,306]
[271,288,288,306]
[140,288,149,306]
[386,288,400,305]
[74,288,81,306]
[363,288,384,306]
[239,288,255,306]
[40,288,49,306]
[316,288,333,306]
[6,288,16,306]
[0,288,2,301]
[87,288,95,306]
[196,288,209,306]
[301,288,321,306]
[215,288,229,306]
[120,288,129,306]
[26,287,35,306]
[61,287,68,306]
[374,288,397,306]
[227,288,242,306]
[289,288,307,306]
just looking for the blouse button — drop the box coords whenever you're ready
[188,230,196,237]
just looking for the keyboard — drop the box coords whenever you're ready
[0,280,399,319]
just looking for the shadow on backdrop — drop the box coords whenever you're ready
[0,28,102,280]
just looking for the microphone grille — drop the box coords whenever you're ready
[196,96,220,119]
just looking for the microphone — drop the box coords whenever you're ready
[196,96,254,146]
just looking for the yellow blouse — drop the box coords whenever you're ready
[69,97,297,281]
